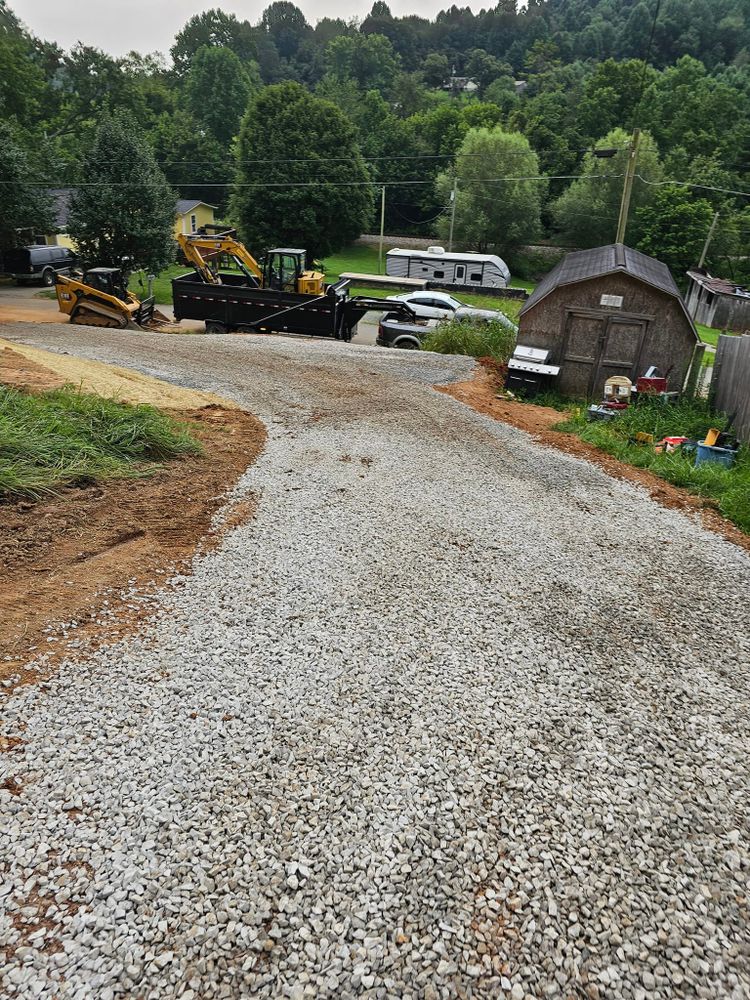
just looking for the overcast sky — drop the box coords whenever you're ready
[12,0,483,58]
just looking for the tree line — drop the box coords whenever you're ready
[1,0,748,283]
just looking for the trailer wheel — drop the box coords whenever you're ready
[205,320,227,335]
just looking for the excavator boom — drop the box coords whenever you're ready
[176,231,263,286]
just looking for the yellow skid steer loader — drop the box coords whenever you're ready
[55,268,169,330]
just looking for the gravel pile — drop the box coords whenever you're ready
[1,324,750,1000]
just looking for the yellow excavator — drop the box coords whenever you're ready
[176,229,325,295]
[55,268,168,330]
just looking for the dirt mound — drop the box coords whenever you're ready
[0,349,265,684]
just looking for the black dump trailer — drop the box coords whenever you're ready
[172,271,412,340]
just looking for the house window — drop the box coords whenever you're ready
[190,214,197,233]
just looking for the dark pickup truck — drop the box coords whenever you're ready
[376,312,440,349]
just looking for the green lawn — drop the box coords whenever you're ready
[0,385,201,500]
[130,265,186,306]
[696,323,720,347]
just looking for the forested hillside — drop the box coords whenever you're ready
[1,0,748,279]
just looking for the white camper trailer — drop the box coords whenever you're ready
[386,246,510,290]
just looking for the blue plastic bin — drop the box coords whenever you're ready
[695,444,737,469]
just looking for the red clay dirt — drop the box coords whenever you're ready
[439,363,750,555]
[1,358,266,684]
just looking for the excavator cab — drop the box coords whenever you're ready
[265,249,324,296]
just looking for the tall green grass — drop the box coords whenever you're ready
[0,386,202,500]
[421,317,516,362]
[555,398,750,532]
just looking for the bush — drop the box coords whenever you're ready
[0,386,202,500]
[421,317,516,362]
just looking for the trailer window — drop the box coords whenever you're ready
[433,269,444,278]
[470,272,482,282]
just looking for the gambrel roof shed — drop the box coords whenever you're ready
[521,244,696,328]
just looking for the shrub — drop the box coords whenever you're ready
[421,317,516,362]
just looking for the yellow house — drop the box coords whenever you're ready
[174,200,217,238]
[40,190,218,249]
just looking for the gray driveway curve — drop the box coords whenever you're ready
[1,323,749,1000]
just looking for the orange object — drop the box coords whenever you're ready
[703,428,721,447]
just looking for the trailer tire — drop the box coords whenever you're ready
[205,320,227,335]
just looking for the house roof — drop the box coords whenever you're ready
[175,199,217,215]
[520,244,697,334]
[687,269,750,299]
[46,191,218,230]
[48,188,74,230]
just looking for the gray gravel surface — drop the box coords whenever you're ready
[1,323,750,1000]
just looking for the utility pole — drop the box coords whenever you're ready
[378,186,386,275]
[448,178,458,252]
[615,128,641,245]
[698,211,719,269]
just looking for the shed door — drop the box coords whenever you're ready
[595,316,647,389]
[560,311,648,398]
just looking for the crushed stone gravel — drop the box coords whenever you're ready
[1,324,749,1000]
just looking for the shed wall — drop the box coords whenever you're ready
[518,273,697,398]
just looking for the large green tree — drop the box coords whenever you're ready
[231,82,373,258]
[436,126,545,253]
[551,128,662,247]
[0,122,54,247]
[68,111,176,272]
[184,46,259,145]
[325,33,400,93]
[635,185,714,279]
[170,9,256,76]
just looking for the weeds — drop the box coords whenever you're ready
[421,317,516,363]
[555,398,750,532]
[0,385,202,500]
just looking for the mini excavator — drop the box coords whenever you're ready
[55,268,169,330]
[176,228,325,295]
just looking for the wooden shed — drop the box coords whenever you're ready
[518,244,700,399]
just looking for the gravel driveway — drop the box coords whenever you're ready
[2,324,749,1000]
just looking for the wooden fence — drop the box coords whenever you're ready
[711,334,750,443]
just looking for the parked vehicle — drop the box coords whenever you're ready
[3,245,78,286]
[386,246,510,289]
[385,290,518,331]
[376,312,439,349]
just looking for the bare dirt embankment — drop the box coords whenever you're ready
[439,362,750,554]
[0,343,265,682]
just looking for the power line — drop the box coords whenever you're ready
[2,173,620,188]
[635,175,750,198]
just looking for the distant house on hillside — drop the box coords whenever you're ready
[444,75,478,94]
[517,243,701,398]
[174,199,217,238]
[685,268,750,333]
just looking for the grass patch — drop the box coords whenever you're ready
[696,323,721,347]
[130,265,186,306]
[421,316,516,363]
[0,385,202,500]
[555,397,750,532]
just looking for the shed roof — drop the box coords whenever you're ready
[686,269,750,299]
[521,244,688,317]
[175,199,217,215]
